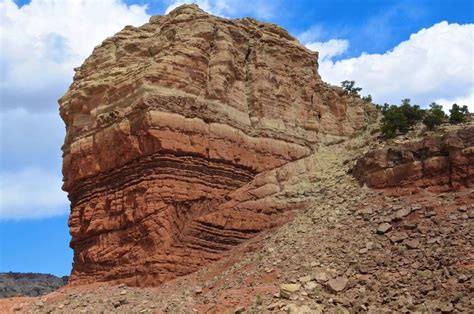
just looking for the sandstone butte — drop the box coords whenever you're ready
[59,4,373,286]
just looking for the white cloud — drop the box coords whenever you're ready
[435,89,474,113]
[0,0,149,219]
[0,0,150,111]
[0,167,68,220]
[312,21,474,110]
[297,24,326,44]
[164,0,276,19]
[0,108,64,169]
[306,39,349,61]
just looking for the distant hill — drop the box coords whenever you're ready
[0,272,68,298]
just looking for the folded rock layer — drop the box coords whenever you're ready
[60,4,369,286]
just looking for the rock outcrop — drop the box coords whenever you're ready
[60,4,369,286]
[353,126,474,191]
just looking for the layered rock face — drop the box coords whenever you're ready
[60,4,368,286]
[353,127,474,191]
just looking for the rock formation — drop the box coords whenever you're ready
[60,4,370,286]
[353,126,474,191]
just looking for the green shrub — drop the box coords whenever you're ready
[381,104,409,138]
[380,100,426,138]
[362,94,372,103]
[341,80,362,95]
[449,103,469,124]
[399,99,424,127]
[423,102,446,130]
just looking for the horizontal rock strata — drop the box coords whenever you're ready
[353,126,474,190]
[60,4,369,286]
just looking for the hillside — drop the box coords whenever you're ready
[0,273,67,298]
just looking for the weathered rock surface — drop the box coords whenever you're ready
[353,126,474,190]
[60,4,370,286]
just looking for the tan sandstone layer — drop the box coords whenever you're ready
[59,4,371,286]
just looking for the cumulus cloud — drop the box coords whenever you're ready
[0,0,149,219]
[164,0,277,19]
[306,39,349,61]
[0,0,150,111]
[0,167,68,220]
[0,108,64,170]
[309,21,474,110]
[435,89,474,113]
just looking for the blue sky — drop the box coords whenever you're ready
[0,0,473,276]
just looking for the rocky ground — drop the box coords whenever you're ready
[3,123,473,313]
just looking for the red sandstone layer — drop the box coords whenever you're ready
[353,126,474,191]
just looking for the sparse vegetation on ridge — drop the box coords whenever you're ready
[340,81,471,138]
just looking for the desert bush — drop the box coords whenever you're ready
[423,102,446,130]
[449,103,469,124]
[341,80,362,95]
[398,99,424,127]
[380,99,426,138]
[380,104,409,138]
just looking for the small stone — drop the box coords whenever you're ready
[439,302,454,313]
[58,304,65,309]
[377,223,392,234]
[314,271,329,283]
[298,275,312,283]
[359,207,373,215]
[458,274,469,283]
[304,281,318,291]
[394,208,412,220]
[425,210,436,218]
[112,300,121,308]
[405,238,420,249]
[365,242,376,250]
[389,231,409,243]
[195,287,203,294]
[120,289,127,295]
[358,248,368,254]
[403,222,417,229]
[335,307,350,314]
[118,298,128,305]
[458,206,467,212]
[326,277,349,293]
[279,283,301,299]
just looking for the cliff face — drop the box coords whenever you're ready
[60,4,369,286]
[353,127,474,191]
